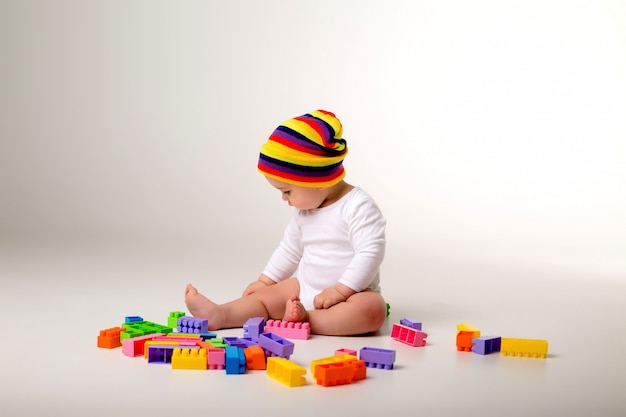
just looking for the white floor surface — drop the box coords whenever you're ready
[0,239,624,417]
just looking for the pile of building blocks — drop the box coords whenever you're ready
[456,322,549,358]
[390,318,428,347]
[97,313,398,387]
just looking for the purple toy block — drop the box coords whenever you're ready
[223,336,249,348]
[259,332,295,359]
[472,336,502,355]
[148,344,200,364]
[243,317,265,340]
[177,316,208,334]
[359,347,396,370]
[399,318,422,330]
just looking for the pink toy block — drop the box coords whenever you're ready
[264,320,310,340]
[335,348,358,357]
[121,333,165,357]
[391,323,428,347]
[207,348,226,370]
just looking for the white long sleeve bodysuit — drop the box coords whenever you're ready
[262,187,386,310]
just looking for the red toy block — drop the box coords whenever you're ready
[97,327,126,349]
[121,333,165,357]
[391,323,428,347]
[244,345,266,370]
[264,320,311,340]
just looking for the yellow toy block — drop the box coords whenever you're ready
[501,338,548,358]
[310,354,358,374]
[171,348,208,370]
[165,333,202,339]
[456,323,480,337]
[266,357,306,387]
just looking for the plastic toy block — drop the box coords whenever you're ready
[121,333,165,357]
[198,333,217,340]
[266,357,307,387]
[143,340,187,359]
[457,331,475,352]
[386,303,390,317]
[177,316,208,334]
[501,338,548,358]
[472,336,501,355]
[163,333,202,342]
[264,320,311,340]
[359,347,396,370]
[148,344,199,364]
[314,358,366,387]
[120,321,172,341]
[310,354,360,374]
[239,337,259,348]
[225,346,246,374]
[457,323,480,336]
[223,336,249,348]
[259,333,295,359]
[244,345,266,370]
[391,323,428,347]
[97,327,126,349]
[243,317,265,340]
[399,318,422,330]
[335,348,357,357]
[207,347,226,370]
[168,311,186,328]
[124,316,144,323]
[171,347,208,370]
[207,338,227,349]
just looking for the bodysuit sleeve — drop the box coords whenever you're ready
[262,211,303,283]
[337,192,386,292]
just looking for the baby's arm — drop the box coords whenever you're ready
[313,283,357,309]
[242,274,276,297]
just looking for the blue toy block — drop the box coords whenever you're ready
[359,347,396,370]
[225,346,246,374]
[259,332,294,359]
[399,318,422,331]
[177,316,209,334]
[125,316,144,323]
[472,336,502,355]
[243,317,265,340]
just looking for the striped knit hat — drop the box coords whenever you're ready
[258,110,348,188]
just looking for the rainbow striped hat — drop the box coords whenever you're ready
[258,110,348,188]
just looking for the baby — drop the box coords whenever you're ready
[185,110,387,336]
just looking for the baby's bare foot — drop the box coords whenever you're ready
[184,283,222,330]
[283,295,308,322]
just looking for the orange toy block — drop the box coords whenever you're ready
[314,358,366,387]
[97,327,126,349]
[244,345,266,370]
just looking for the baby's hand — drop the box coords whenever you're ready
[313,286,348,309]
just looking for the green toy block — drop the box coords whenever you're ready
[168,311,186,328]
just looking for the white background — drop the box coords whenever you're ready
[1,1,624,416]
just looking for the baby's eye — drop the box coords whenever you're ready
[282,190,290,195]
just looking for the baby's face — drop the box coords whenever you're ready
[266,177,326,210]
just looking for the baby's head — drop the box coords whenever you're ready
[258,110,348,189]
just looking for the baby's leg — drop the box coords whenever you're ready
[184,279,300,330]
[306,291,387,336]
